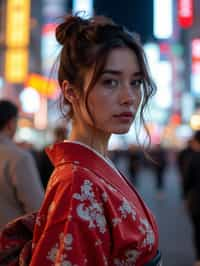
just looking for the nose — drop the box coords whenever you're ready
[119,84,135,106]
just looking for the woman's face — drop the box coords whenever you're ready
[78,47,142,135]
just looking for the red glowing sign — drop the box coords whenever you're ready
[42,23,57,35]
[192,39,200,74]
[178,0,193,28]
[192,39,200,59]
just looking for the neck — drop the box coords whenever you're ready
[69,124,110,157]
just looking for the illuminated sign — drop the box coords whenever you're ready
[20,87,40,113]
[6,0,30,47]
[192,39,200,59]
[5,49,28,83]
[192,39,200,74]
[153,0,173,39]
[41,23,59,76]
[25,73,58,98]
[73,0,93,17]
[178,0,193,28]
[190,113,200,130]
[5,0,30,83]
[42,0,66,77]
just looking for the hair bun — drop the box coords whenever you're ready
[56,15,86,45]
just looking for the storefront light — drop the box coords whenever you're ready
[153,0,173,39]
[72,0,93,17]
[19,87,40,113]
[6,0,30,47]
[5,49,28,83]
[190,113,200,130]
[178,0,193,28]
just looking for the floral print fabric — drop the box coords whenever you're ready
[29,142,159,266]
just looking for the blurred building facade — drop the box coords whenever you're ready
[0,0,199,150]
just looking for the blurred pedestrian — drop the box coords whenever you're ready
[128,144,142,186]
[151,144,167,198]
[0,100,44,228]
[177,137,195,199]
[183,130,200,266]
[38,125,67,189]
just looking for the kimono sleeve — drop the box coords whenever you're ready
[30,167,111,266]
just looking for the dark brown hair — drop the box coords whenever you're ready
[55,14,156,144]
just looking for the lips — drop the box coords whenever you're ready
[114,112,133,118]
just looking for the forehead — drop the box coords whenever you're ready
[104,47,140,73]
[84,47,141,90]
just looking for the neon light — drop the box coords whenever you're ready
[178,0,193,28]
[153,0,173,39]
[5,49,28,83]
[192,39,200,75]
[192,39,200,59]
[20,87,40,113]
[73,0,93,17]
[6,0,31,47]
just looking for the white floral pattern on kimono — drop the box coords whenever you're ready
[47,233,77,266]
[73,179,107,234]
[114,249,141,266]
[139,218,155,250]
[112,197,137,227]
[30,141,159,266]
[47,243,59,263]
[60,233,73,250]
[119,197,137,221]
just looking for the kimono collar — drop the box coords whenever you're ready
[45,140,141,203]
[46,140,119,179]
[46,141,156,229]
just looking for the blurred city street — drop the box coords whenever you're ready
[1,0,200,265]
[136,163,195,266]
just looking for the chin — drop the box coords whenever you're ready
[111,127,131,134]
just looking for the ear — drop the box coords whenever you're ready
[62,80,79,104]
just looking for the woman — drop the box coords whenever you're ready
[30,15,161,265]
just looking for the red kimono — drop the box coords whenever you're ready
[30,141,159,266]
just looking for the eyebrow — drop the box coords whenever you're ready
[101,69,143,77]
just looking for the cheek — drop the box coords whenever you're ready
[82,96,107,125]
[89,92,110,111]
[88,98,112,126]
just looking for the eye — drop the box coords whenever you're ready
[131,79,143,89]
[102,79,119,88]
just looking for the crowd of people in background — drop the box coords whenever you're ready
[177,130,200,266]
[0,102,198,262]
[1,98,200,265]
[0,99,197,210]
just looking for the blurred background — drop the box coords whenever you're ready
[0,1,200,265]
[0,0,199,149]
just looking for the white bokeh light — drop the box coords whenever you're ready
[73,0,93,17]
[154,0,173,39]
[20,87,40,113]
